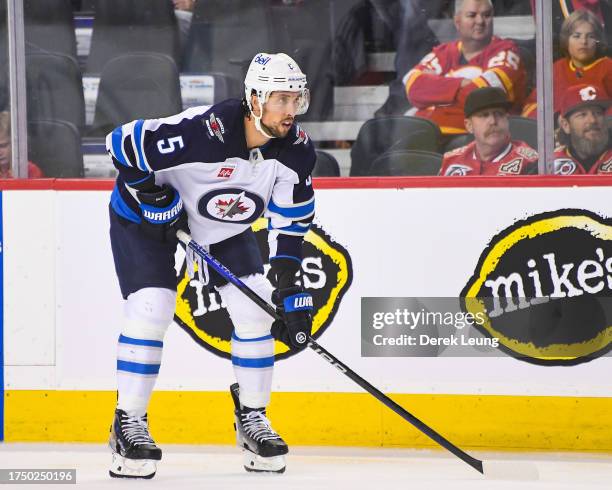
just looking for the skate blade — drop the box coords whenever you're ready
[242,449,286,474]
[109,452,157,479]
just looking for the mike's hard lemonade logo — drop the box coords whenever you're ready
[174,218,353,360]
[462,209,612,365]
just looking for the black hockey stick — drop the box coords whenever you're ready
[177,230,536,479]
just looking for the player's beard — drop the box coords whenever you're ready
[572,127,609,160]
[262,120,291,138]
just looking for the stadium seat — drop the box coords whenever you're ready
[269,0,334,121]
[90,53,182,137]
[26,52,85,132]
[206,73,244,103]
[508,116,538,150]
[24,0,78,61]
[28,120,84,177]
[368,149,443,176]
[183,0,273,82]
[350,116,441,176]
[78,0,96,13]
[314,150,341,177]
[443,133,474,152]
[86,0,180,74]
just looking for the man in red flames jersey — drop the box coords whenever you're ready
[404,0,527,135]
[553,83,611,174]
[439,87,538,175]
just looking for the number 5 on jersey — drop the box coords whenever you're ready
[157,136,184,154]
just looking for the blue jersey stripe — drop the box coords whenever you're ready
[231,355,275,368]
[111,126,129,167]
[126,173,153,187]
[118,334,163,348]
[117,360,160,375]
[268,222,309,234]
[133,119,147,172]
[110,185,141,223]
[267,198,314,219]
[270,255,301,264]
[231,332,273,343]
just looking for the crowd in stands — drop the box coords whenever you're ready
[375,0,611,175]
[1,0,609,178]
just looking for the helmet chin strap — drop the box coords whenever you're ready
[252,95,276,139]
[254,113,276,139]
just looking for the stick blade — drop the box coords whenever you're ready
[482,460,539,481]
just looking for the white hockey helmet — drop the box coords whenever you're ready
[244,52,310,116]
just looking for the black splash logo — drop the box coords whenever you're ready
[461,209,612,366]
[174,219,353,360]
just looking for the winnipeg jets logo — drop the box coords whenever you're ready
[293,125,309,145]
[198,188,265,224]
[215,191,249,218]
[205,113,225,143]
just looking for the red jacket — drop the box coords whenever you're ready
[440,140,539,175]
[523,57,612,117]
[405,37,527,134]
[553,145,612,174]
[0,161,44,179]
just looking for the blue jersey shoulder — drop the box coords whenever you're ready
[265,124,315,181]
[138,98,248,170]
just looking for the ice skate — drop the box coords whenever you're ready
[108,409,162,479]
[230,383,288,473]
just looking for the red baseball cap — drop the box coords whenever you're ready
[559,84,611,118]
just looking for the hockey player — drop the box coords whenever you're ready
[439,87,539,175]
[553,83,611,174]
[105,52,315,478]
[404,0,527,135]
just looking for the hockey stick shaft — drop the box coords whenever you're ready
[177,230,484,474]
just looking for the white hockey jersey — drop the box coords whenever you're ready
[106,98,316,262]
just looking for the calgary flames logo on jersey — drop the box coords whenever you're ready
[174,220,353,360]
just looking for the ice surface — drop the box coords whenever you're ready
[0,444,611,489]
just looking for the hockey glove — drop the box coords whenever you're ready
[271,286,313,350]
[137,184,188,242]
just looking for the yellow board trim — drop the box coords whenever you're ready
[5,390,612,451]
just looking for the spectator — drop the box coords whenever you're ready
[553,83,611,174]
[439,87,538,175]
[172,0,195,50]
[374,0,440,117]
[0,112,43,179]
[523,9,612,118]
[529,0,612,51]
[405,0,527,137]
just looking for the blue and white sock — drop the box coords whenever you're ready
[231,332,274,409]
[116,334,163,416]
